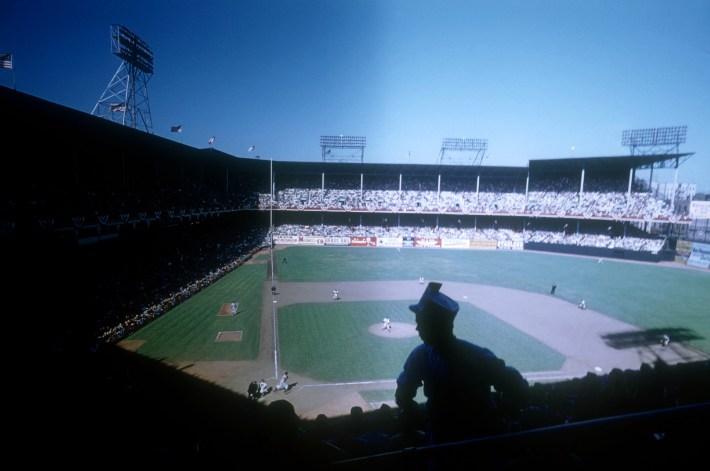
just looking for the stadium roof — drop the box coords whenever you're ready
[529,154,695,174]
[271,154,696,179]
[271,160,530,178]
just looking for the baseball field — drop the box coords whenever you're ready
[120,245,710,419]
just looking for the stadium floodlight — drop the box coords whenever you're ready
[621,126,687,156]
[438,137,488,165]
[112,24,154,74]
[91,25,154,134]
[320,135,366,163]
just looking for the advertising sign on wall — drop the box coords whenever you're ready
[687,242,710,269]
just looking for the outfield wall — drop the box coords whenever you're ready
[273,235,676,262]
[274,235,510,250]
[672,239,710,269]
[523,242,667,262]
[687,241,710,269]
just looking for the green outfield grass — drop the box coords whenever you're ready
[126,246,710,383]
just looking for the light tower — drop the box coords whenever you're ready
[621,126,687,156]
[91,25,154,134]
[438,138,488,165]
[320,135,366,163]
[622,126,691,215]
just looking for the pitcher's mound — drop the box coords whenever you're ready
[368,322,417,338]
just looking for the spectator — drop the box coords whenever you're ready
[263,399,344,466]
[395,282,529,460]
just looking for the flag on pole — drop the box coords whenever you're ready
[0,53,12,70]
[110,102,126,112]
[208,136,215,145]
[171,125,182,133]
[325,149,331,155]
[248,145,255,152]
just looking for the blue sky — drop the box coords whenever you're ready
[2,0,709,192]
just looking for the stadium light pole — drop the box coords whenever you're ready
[91,25,154,133]
[621,126,687,156]
[320,135,366,163]
[438,137,488,166]
[621,126,689,212]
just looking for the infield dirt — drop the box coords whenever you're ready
[129,248,709,420]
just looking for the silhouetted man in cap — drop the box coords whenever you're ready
[395,282,528,462]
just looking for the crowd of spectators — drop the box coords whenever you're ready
[307,358,710,468]
[264,187,678,222]
[89,216,271,347]
[88,341,708,467]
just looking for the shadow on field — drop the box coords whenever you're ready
[601,327,702,349]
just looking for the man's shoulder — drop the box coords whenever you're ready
[453,337,485,350]
[454,338,498,359]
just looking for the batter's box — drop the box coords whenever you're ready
[215,330,243,342]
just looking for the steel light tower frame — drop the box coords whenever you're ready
[91,24,154,134]
[320,135,366,163]
[438,137,488,166]
[621,126,691,215]
[621,126,687,156]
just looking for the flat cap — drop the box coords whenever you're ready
[409,282,459,319]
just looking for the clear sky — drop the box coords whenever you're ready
[2,0,709,192]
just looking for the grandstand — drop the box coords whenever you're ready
[2,85,709,465]
[1,86,698,256]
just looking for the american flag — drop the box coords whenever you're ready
[208,136,215,145]
[171,125,182,133]
[0,53,12,70]
[110,102,126,112]
[248,145,255,152]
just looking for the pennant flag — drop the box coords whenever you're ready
[248,145,255,152]
[208,136,215,145]
[110,102,126,112]
[0,53,12,70]
[171,125,182,133]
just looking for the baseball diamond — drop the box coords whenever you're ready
[126,245,710,420]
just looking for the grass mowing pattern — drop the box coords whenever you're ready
[277,300,566,382]
[277,246,710,352]
[127,263,266,361]
[127,246,710,383]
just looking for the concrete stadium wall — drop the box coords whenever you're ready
[524,242,666,263]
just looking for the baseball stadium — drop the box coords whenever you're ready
[3,85,710,466]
